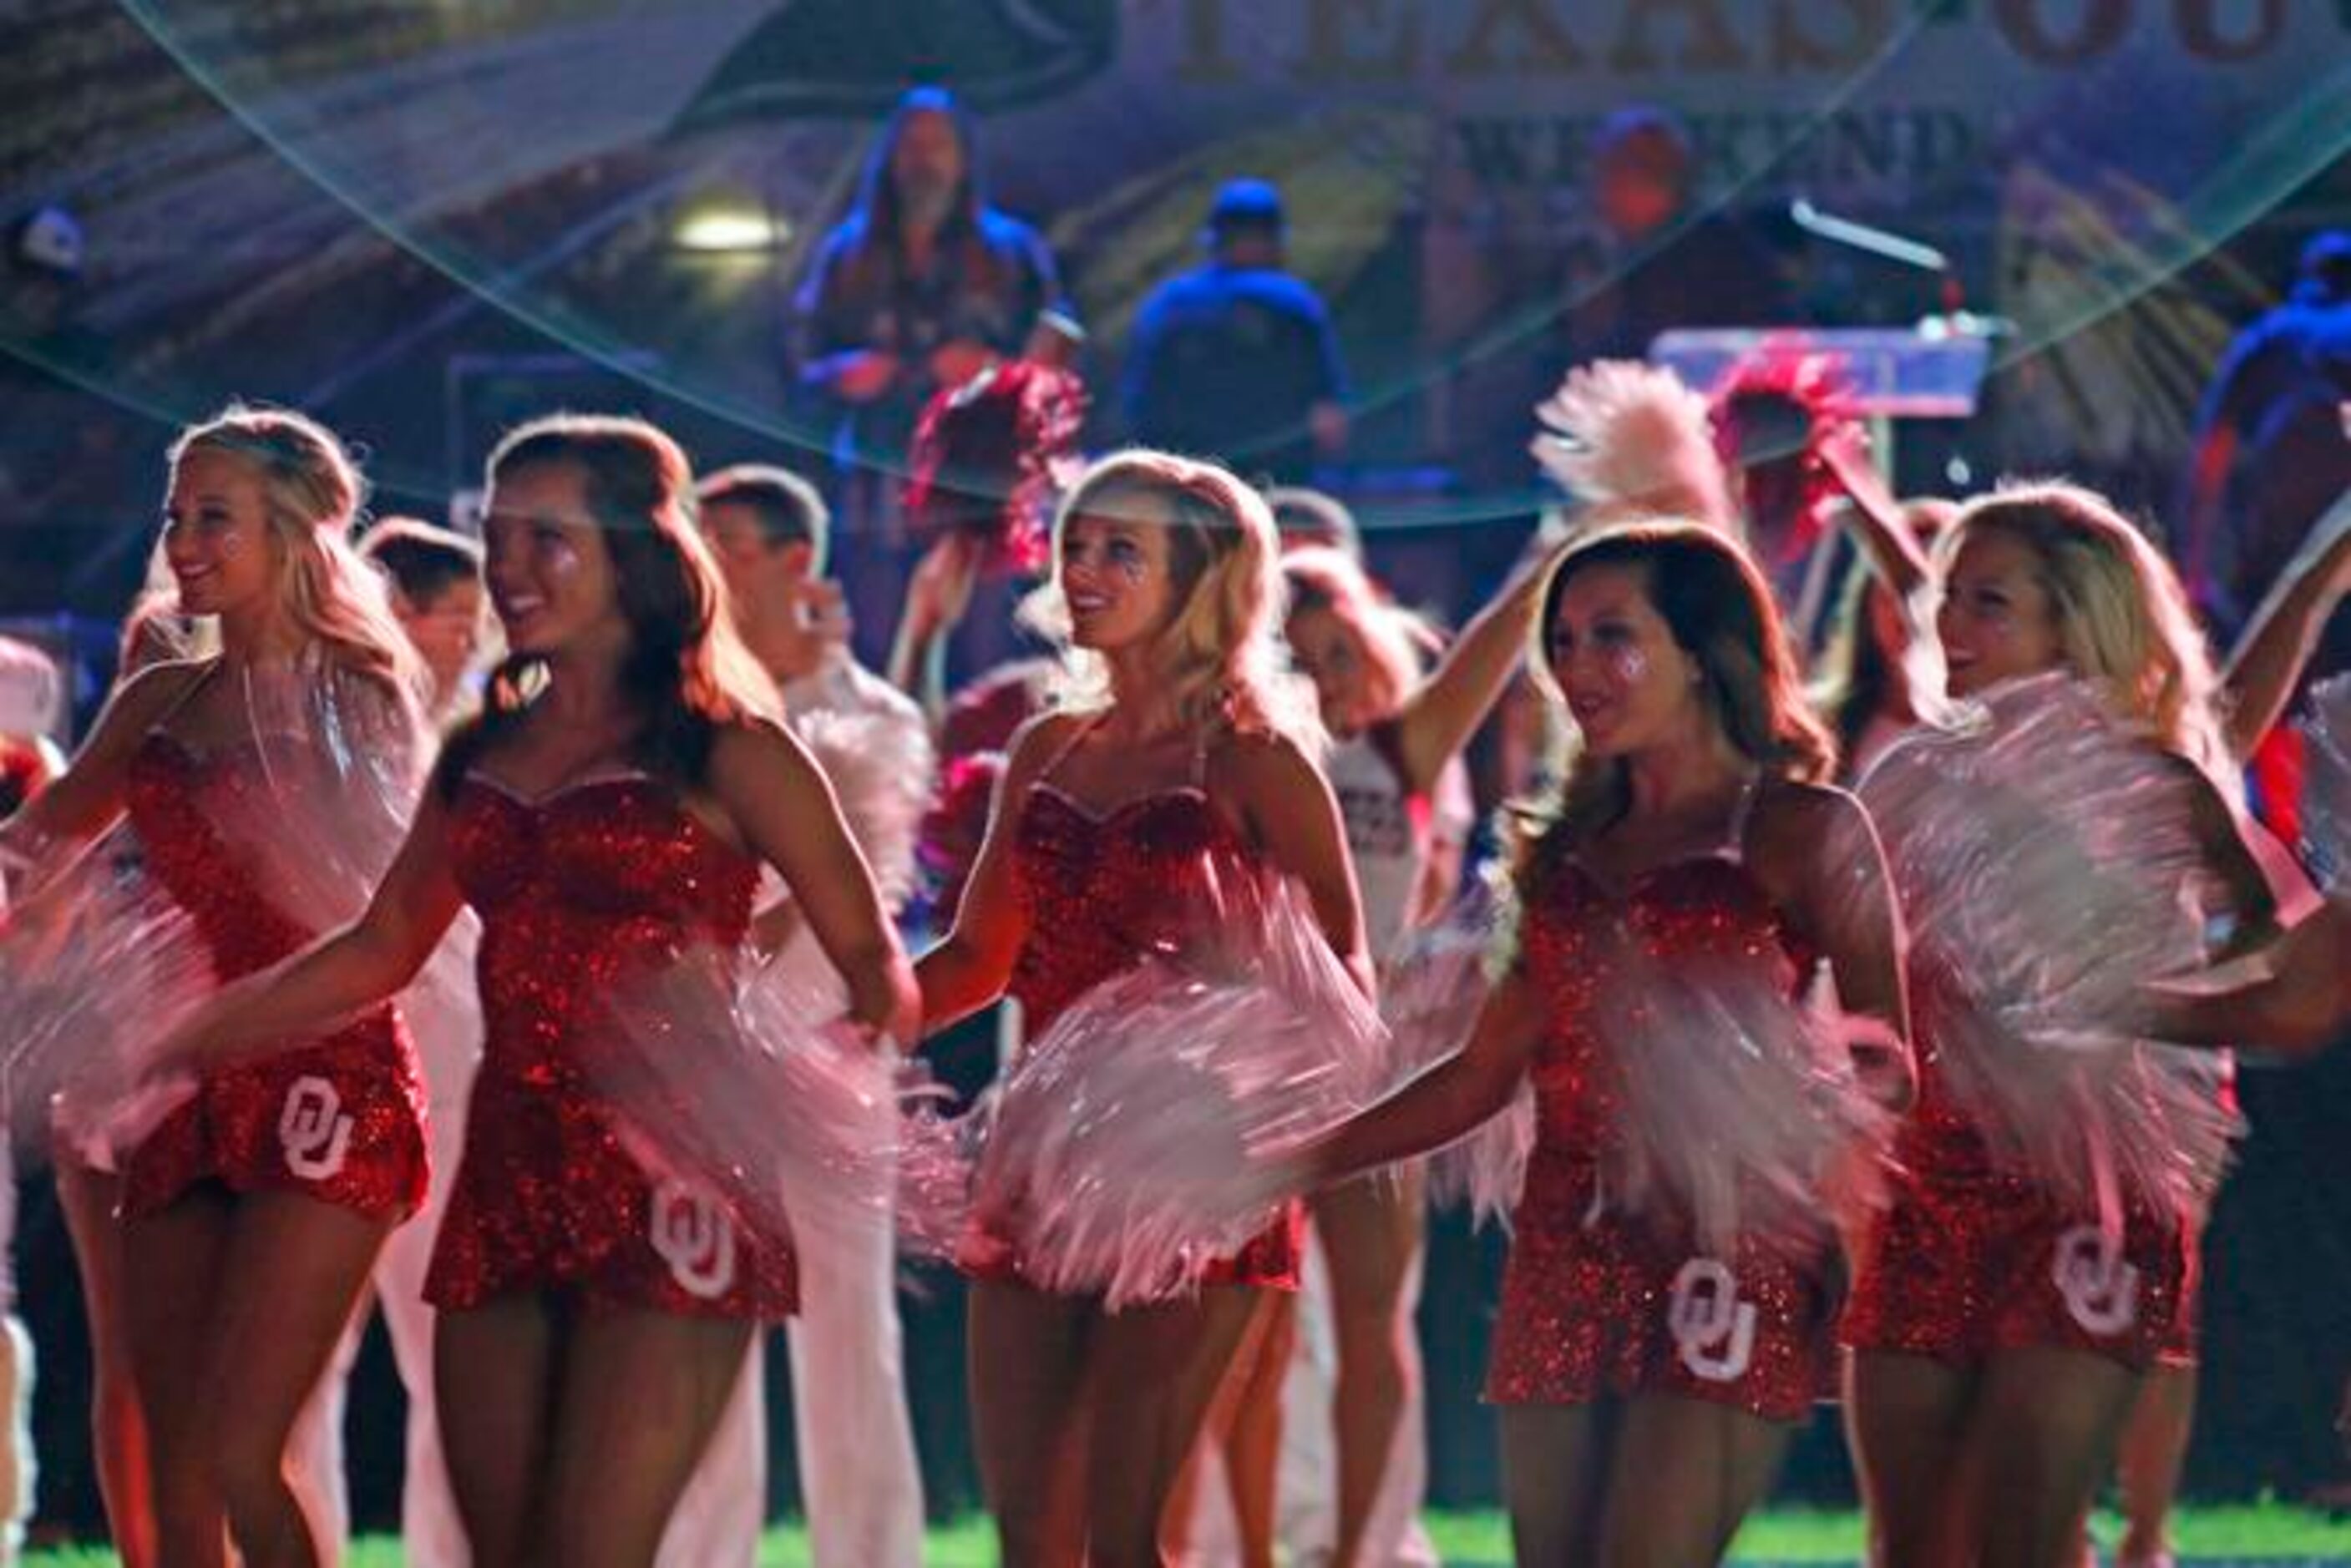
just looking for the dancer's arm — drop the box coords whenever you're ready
[0,660,205,879]
[2147,902,2348,1055]
[913,714,1067,1034]
[171,790,467,1059]
[2183,759,2283,959]
[887,534,981,721]
[2222,484,2351,758]
[1388,548,1554,796]
[1301,966,1543,1185]
[1818,428,1932,606]
[710,718,920,1044]
[1757,781,1915,1111]
[1219,728,1375,999]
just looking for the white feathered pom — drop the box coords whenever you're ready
[1380,878,1532,1227]
[595,938,909,1262]
[1860,672,2238,1221]
[1531,360,1735,531]
[1599,953,1896,1260]
[6,839,213,1169]
[795,696,935,911]
[970,867,1388,1308]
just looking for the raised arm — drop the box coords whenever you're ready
[886,533,982,721]
[1818,427,1933,606]
[174,787,468,1060]
[710,720,920,1044]
[913,714,1067,1035]
[1388,548,1554,797]
[2221,484,2351,758]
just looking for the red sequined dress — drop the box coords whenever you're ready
[1842,960,2193,1370]
[426,771,797,1319]
[1486,812,1830,1422]
[119,731,428,1220]
[968,766,1305,1293]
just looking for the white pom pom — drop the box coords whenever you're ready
[795,691,935,911]
[972,873,1387,1308]
[596,941,908,1261]
[1531,361,1735,531]
[1860,673,2238,1218]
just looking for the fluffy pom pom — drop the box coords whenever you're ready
[1707,346,1862,564]
[593,936,920,1263]
[5,835,213,1168]
[793,687,935,913]
[1531,361,1735,531]
[904,362,1087,575]
[1860,673,2239,1220]
[1597,949,1896,1260]
[918,751,1004,930]
[198,659,428,939]
[1378,878,1531,1227]
[969,861,1387,1307]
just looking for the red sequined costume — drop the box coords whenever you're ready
[119,731,428,1220]
[1842,961,2193,1371]
[1486,821,1830,1422]
[427,772,797,1319]
[967,772,1304,1292]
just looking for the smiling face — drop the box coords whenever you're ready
[1935,526,2063,699]
[1544,559,1705,758]
[1057,488,1184,655]
[162,447,280,621]
[480,460,625,660]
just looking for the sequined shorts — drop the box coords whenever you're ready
[425,1077,797,1321]
[1485,1178,1836,1424]
[960,1201,1305,1299]
[120,1013,428,1223]
[1843,1166,2191,1372]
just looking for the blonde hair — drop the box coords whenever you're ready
[1518,519,1835,849]
[1024,449,1318,746]
[1281,545,1433,723]
[1935,482,2233,796]
[168,405,420,702]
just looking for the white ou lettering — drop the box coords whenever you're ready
[650,1181,737,1300]
[1667,1257,1758,1383]
[279,1075,354,1181]
[2051,1225,2141,1338]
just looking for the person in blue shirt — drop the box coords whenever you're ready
[1121,180,1349,485]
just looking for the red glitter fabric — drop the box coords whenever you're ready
[119,731,428,1222]
[1484,836,1832,1423]
[1843,968,2191,1370]
[427,773,797,1319]
[967,782,1303,1293]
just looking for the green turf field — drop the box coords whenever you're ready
[25,1503,2351,1564]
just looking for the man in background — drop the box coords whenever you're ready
[1122,179,1350,485]
[690,462,931,1568]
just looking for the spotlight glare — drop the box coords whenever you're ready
[676,208,784,253]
